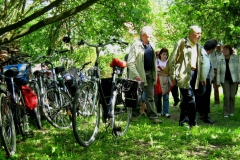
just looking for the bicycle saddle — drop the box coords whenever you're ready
[55,66,65,74]
[4,67,19,77]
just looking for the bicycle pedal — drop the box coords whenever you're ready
[24,131,34,138]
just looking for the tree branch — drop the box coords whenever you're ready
[0,0,100,44]
[0,0,65,35]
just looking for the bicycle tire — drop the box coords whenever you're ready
[15,88,33,138]
[0,92,16,156]
[42,88,72,129]
[28,82,42,129]
[72,81,100,147]
[111,92,132,137]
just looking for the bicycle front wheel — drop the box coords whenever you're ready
[111,93,132,137]
[72,81,100,147]
[42,88,72,129]
[0,92,16,156]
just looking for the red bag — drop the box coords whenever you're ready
[154,76,162,95]
[21,85,38,110]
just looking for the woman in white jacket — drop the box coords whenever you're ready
[217,44,240,118]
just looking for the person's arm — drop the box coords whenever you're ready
[127,42,141,81]
[168,40,182,85]
[216,56,221,86]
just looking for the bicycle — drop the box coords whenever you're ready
[0,78,16,156]
[40,50,73,129]
[71,38,141,147]
[0,54,35,156]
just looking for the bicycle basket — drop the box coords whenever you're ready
[2,63,29,85]
[122,79,143,108]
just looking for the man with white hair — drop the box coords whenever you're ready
[168,25,208,127]
[127,26,162,124]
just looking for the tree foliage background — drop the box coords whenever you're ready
[0,0,240,71]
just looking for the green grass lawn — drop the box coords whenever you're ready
[1,86,240,160]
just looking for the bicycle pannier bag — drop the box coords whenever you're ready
[123,80,143,108]
[21,85,38,110]
[3,63,29,85]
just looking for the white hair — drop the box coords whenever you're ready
[189,25,201,33]
[140,26,153,36]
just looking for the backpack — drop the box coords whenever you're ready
[21,85,38,110]
[164,38,186,75]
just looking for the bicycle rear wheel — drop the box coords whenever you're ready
[0,92,16,156]
[72,81,100,147]
[111,93,132,137]
[42,88,72,129]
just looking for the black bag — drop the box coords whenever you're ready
[123,79,143,108]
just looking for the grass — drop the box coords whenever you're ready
[1,86,240,160]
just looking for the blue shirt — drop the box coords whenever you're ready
[143,43,154,71]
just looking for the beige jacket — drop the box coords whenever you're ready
[127,40,157,86]
[168,38,207,89]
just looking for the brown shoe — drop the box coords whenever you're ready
[131,117,138,122]
[151,119,162,124]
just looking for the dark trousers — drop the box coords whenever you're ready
[196,78,211,119]
[179,70,197,126]
[171,85,180,103]
[155,94,162,113]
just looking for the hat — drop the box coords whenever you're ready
[195,82,206,96]
[217,42,223,46]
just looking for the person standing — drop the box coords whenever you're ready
[217,45,240,118]
[155,47,172,118]
[209,42,223,104]
[127,26,162,124]
[196,40,216,124]
[168,25,209,127]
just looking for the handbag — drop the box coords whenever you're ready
[154,76,162,95]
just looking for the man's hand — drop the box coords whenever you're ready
[135,76,142,81]
[171,79,177,86]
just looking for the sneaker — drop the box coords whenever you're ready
[151,118,162,124]
[165,113,171,118]
[230,114,234,116]
[156,113,162,116]
[224,115,228,118]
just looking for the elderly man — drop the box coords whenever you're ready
[127,26,162,124]
[168,25,209,127]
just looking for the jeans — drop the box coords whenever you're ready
[155,93,169,115]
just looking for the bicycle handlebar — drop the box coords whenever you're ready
[0,54,31,66]
[78,39,128,48]
[79,61,91,71]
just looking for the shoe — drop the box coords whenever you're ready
[141,112,147,117]
[203,118,214,124]
[131,117,138,122]
[165,113,171,118]
[230,114,234,116]
[173,100,180,107]
[156,113,162,116]
[224,115,228,118]
[151,119,162,124]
